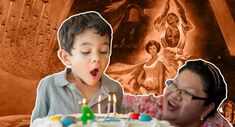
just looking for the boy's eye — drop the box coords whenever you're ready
[80,48,90,54]
[80,49,90,54]
[100,50,109,54]
[81,51,90,54]
[100,47,109,54]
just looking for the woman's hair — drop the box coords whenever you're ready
[145,40,161,54]
[179,59,227,117]
[58,11,112,55]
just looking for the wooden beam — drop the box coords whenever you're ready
[209,0,235,56]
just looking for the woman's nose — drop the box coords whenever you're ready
[171,90,182,101]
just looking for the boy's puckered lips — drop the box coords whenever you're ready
[90,68,99,77]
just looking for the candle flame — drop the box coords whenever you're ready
[98,95,102,102]
[82,98,86,104]
[113,94,116,103]
[108,95,111,102]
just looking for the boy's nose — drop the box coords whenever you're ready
[91,53,100,63]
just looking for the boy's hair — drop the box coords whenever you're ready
[57,11,112,55]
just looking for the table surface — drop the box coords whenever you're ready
[0,115,30,127]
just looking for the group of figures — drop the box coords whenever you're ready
[106,0,193,95]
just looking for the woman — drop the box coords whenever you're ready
[122,59,232,126]
[106,40,168,95]
[137,40,165,95]
[160,59,231,126]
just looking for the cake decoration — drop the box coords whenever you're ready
[138,113,152,121]
[31,113,173,127]
[61,116,76,126]
[129,113,140,120]
[31,95,172,127]
[49,115,62,121]
[80,98,95,125]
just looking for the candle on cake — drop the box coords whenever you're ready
[107,94,111,116]
[78,100,82,109]
[113,94,117,117]
[98,95,101,114]
[78,100,82,105]
[82,98,86,105]
[80,98,95,125]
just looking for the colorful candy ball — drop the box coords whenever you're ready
[138,114,152,121]
[61,116,76,126]
[129,113,140,120]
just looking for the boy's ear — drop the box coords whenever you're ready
[57,49,71,66]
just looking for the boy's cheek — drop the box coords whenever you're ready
[103,56,110,62]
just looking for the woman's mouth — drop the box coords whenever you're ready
[90,68,99,77]
[167,100,179,111]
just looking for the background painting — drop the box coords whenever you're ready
[0,0,234,126]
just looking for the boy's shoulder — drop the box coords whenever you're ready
[102,74,123,90]
[39,69,69,88]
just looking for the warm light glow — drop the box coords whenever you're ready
[82,98,86,105]
[113,94,116,103]
[98,95,102,102]
[108,95,111,102]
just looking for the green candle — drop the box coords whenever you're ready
[80,99,95,125]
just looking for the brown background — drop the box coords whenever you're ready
[0,0,234,125]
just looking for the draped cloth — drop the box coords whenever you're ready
[106,54,181,95]
[106,62,145,94]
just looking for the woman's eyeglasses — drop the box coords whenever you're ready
[166,80,208,101]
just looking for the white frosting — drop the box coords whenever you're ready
[30,117,63,127]
[30,114,173,127]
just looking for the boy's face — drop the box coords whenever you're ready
[68,28,110,86]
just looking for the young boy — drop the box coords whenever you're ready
[31,11,123,122]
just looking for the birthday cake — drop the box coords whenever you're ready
[30,113,172,127]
